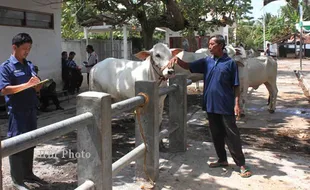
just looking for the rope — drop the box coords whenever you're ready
[135,92,155,186]
[150,57,168,86]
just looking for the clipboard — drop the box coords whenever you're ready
[13,79,50,94]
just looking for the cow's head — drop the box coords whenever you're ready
[225,45,246,67]
[135,43,183,78]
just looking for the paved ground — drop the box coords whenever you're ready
[1,58,310,190]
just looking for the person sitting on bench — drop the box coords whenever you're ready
[34,66,64,112]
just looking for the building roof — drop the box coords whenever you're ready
[272,33,310,44]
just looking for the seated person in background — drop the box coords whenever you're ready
[67,51,83,94]
[34,66,64,112]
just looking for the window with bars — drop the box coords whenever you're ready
[0,6,54,29]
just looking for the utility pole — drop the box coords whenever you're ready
[299,0,303,70]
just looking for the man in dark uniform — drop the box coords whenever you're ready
[168,35,252,178]
[0,33,45,189]
[61,51,69,92]
[67,51,83,94]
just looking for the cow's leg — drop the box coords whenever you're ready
[270,82,278,112]
[264,82,278,113]
[239,79,248,118]
[195,81,200,91]
[158,95,168,151]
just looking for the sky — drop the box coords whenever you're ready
[250,0,288,20]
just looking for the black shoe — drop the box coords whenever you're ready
[24,174,47,184]
[56,106,64,110]
[12,182,29,190]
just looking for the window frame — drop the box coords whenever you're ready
[0,6,54,30]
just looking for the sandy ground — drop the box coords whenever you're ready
[1,58,310,190]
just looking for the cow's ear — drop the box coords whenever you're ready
[135,51,150,60]
[236,61,244,67]
[171,48,183,57]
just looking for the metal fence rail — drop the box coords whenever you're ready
[1,112,93,158]
[0,74,190,190]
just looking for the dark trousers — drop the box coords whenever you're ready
[87,73,90,86]
[63,77,69,91]
[40,94,60,109]
[68,71,83,94]
[207,113,245,166]
[9,148,34,184]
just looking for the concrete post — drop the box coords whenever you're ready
[135,81,159,181]
[76,92,112,190]
[123,25,128,59]
[169,74,187,152]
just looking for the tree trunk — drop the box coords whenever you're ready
[187,30,198,52]
[141,28,155,50]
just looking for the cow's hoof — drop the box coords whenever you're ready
[268,109,275,113]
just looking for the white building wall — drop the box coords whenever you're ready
[0,0,62,88]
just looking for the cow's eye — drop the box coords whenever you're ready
[155,54,161,58]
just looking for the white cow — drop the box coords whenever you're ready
[226,45,278,114]
[89,43,182,124]
[245,56,278,113]
[173,48,211,91]
[174,50,210,82]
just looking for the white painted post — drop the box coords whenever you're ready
[169,74,187,152]
[76,92,112,190]
[165,29,170,47]
[83,27,89,46]
[135,81,159,181]
[110,31,114,57]
[123,25,128,59]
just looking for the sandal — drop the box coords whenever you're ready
[240,166,252,178]
[209,161,229,168]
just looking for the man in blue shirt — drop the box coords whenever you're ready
[168,35,252,178]
[0,33,45,189]
[67,51,83,94]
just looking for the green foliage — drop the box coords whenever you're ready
[61,1,84,39]
[179,0,252,36]
[61,0,253,44]
[235,2,310,50]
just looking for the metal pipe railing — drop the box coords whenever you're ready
[75,180,95,190]
[112,143,145,176]
[1,112,93,158]
[159,84,178,96]
[111,95,145,117]
[159,125,179,141]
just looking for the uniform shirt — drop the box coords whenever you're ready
[0,55,38,113]
[67,59,79,69]
[190,53,239,115]
[85,51,98,73]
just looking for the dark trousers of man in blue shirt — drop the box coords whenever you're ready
[8,108,37,185]
[207,113,245,166]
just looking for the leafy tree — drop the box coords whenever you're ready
[234,1,310,50]
[61,0,84,39]
[178,0,252,50]
[67,0,252,49]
